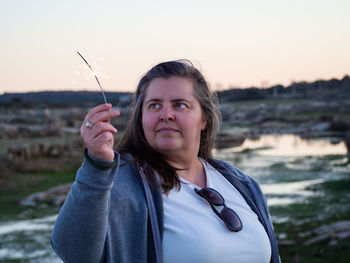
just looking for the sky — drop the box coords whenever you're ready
[0,0,349,94]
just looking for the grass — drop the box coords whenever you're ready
[271,178,350,262]
[0,165,79,221]
[279,238,350,263]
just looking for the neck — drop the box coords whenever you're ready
[166,154,207,188]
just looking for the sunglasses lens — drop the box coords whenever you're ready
[221,208,242,232]
[201,188,224,205]
[195,187,243,232]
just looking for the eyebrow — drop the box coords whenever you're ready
[145,98,192,103]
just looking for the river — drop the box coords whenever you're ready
[0,134,348,262]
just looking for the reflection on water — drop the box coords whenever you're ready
[225,134,347,156]
[214,134,349,208]
[260,178,324,206]
[0,215,56,235]
[0,134,349,262]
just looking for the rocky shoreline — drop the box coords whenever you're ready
[1,98,349,150]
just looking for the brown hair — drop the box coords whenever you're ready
[117,59,221,193]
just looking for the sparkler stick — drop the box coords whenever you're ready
[77,51,108,104]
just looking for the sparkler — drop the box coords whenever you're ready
[77,51,108,104]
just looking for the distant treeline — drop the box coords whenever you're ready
[0,91,132,107]
[1,75,349,107]
[217,75,350,102]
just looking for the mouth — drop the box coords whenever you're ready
[156,127,180,133]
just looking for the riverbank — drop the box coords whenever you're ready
[0,134,349,262]
[0,164,77,222]
[273,177,350,263]
[1,97,350,262]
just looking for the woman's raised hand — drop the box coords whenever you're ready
[80,104,120,161]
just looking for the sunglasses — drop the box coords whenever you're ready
[194,187,243,232]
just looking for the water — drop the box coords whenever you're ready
[0,216,62,262]
[214,134,350,226]
[0,134,348,262]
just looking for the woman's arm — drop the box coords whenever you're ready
[52,103,120,262]
[51,152,120,263]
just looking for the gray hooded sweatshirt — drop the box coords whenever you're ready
[51,152,280,263]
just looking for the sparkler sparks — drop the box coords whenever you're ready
[77,51,108,104]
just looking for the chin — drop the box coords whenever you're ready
[154,143,181,153]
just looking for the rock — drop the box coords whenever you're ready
[0,124,18,139]
[336,231,350,240]
[329,240,338,246]
[330,138,341,144]
[61,127,80,134]
[304,233,333,245]
[7,143,74,161]
[219,103,236,121]
[313,221,350,235]
[304,220,350,245]
[278,240,296,246]
[51,195,68,207]
[20,192,46,206]
[330,221,350,233]
[260,121,286,130]
[20,183,72,207]
[313,225,331,236]
[214,132,245,149]
[311,122,331,132]
[345,131,350,153]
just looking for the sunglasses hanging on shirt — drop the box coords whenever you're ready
[195,187,243,232]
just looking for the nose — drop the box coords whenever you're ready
[160,106,175,121]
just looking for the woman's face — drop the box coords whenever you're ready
[142,77,206,157]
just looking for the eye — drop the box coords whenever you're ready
[176,103,187,109]
[149,103,160,110]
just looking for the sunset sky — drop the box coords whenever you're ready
[1,0,349,94]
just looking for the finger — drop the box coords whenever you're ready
[83,103,112,124]
[83,127,115,152]
[89,109,120,126]
[81,120,115,141]
[90,122,118,139]
[93,131,115,145]
[88,132,115,160]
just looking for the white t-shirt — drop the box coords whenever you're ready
[162,160,271,263]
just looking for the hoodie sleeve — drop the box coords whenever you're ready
[51,151,120,263]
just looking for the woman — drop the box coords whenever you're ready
[51,60,280,263]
